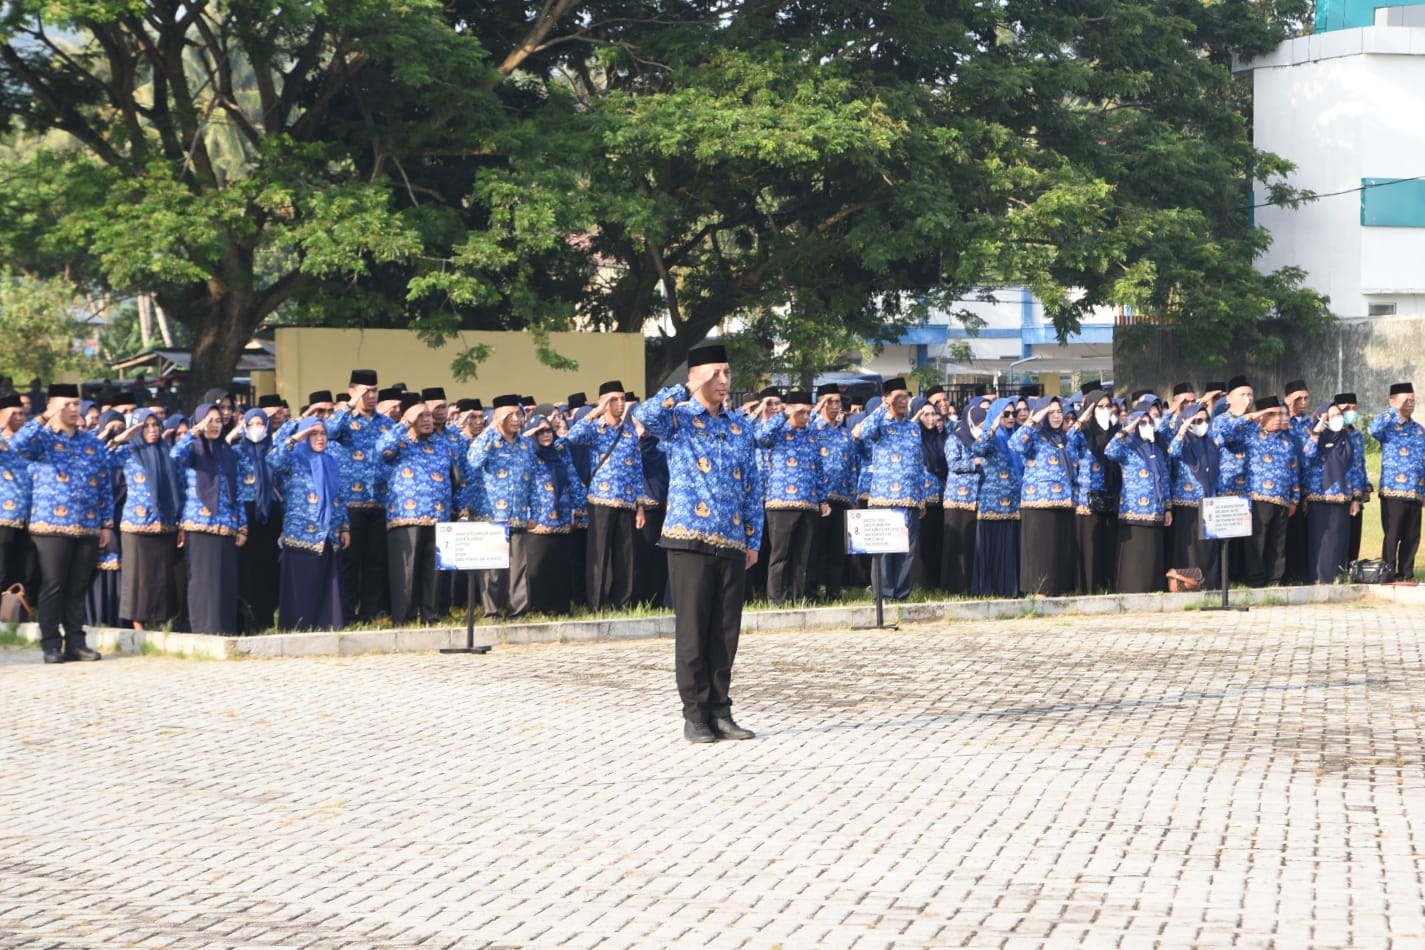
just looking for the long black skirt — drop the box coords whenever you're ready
[525,532,573,617]
[971,518,1019,598]
[1116,521,1165,594]
[86,533,122,628]
[940,507,976,595]
[914,502,945,593]
[120,531,181,624]
[1077,511,1117,594]
[186,531,240,635]
[1019,508,1076,596]
[1307,500,1351,585]
[240,501,282,632]
[279,543,344,632]
[1166,505,1219,587]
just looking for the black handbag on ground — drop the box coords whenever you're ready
[1349,559,1395,584]
[1086,490,1118,515]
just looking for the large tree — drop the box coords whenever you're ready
[0,0,1329,397]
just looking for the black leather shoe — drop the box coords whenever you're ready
[711,717,755,740]
[684,720,717,743]
[64,647,102,662]
[42,649,67,664]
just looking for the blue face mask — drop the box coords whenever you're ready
[1343,409,1358,427]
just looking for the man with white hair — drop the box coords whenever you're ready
[467,394,535,618]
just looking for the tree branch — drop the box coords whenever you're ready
[497,0,585,77]
[0,44,126,167]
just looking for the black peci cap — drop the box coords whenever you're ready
[1254,395,1282,411]
[349,369,378,387]
[815,383,841,399]
[1227,375,1252,393]
[598,380,624,397]
[48,383,80,399]
[567,392,587,409]
[492,394,521,410]
[785,390,813,405]
[308,390,333,405]
[1283,378,1308,396]
[882,377,908,396]
[1333,393,1357,405]
[1172,381,1194,396]
[421,386,447,402]
[258,394,282,408]
[1390,382,1414,396]
[687,344,728,367]
[398,392,423,414]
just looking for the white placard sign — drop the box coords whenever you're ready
[436,522,510,571]
[845,508,910,555]
[1200,496,1253,540]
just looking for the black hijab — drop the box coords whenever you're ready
[189,403,239,516]
[1177,403,1220,497]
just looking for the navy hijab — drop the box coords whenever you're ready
[189,403,239,517]
[1313,402,1354,492]
[1124,410,1168,504]
[128,409,184,524]
[1178,402,1220,497]
[238,408,278,524]
[294,417,341,535]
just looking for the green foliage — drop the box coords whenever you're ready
[0,274,104,382]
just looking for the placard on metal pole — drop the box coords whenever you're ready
[846,508,911,629]
[1200,496,1253,612]
[435,521,510,654]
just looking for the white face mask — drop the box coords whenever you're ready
[1137,422,1155,441]
[1094,407,1113,428]
[1327,416,1344,432]
[245,425,267,443]
[1189,421,1209,437]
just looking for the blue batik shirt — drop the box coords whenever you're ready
[1104,434,1170,523]
[268,441,350,552]
[854,406,926,509]
[527,440,583,534]
[110,443,183,534]
[1067,428,1114,513]
[0,429,30,529]
[1240,425,1301,508]
[377,427,459,527]
[812,416,857,506]
[943,433,981,512]
[1210,412,1253,496]
[170,433,248,536]
[566,413,642,510]
[633,385,763,559]
[327,408,394,509]
[467,427,535,527]
[756,414,826,511]
[1009,425,1075,510]
[1301,430,1367,503]
[1369,408,1425,501]
[8,420,114,537]
[972,426,1021,520]
[1166,432,1226,505]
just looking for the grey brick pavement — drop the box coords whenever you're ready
[3,602,1425,948]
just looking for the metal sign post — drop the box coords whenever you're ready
[846,508,910,630]
[435,522,511,654]
[1200,496,1253,612]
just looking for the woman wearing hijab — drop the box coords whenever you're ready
[1068,387,1120,594]
[109,409,184,629]
[269,417,348,631]
[633,413,669,607]
[229,408,283,631]
[521,414,585,616]
[1301,402,1367,584]
[171,403,247,635]
[942,396,988,595]
[1009,395,1077,595]
[913,400,948,593]
[87,409,127,627]
[1104,409,1172,593]
[970,396,1022,597]
[1166,402,1223,582]
[163,413,189,444]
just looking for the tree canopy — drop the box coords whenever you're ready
[0,0,1329,399]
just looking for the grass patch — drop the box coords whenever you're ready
[0,622,26,647]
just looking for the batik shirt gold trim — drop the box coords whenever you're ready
[171,432,248,537]
[855,405,927,510]
[0,431,31,529]
[467,427,534,528]
[377,428,460,527]
[268,440,351,552]
[8,420,114,537]
[1369,409,1425,501]
[755,413,826,511]
[566,414,642,510]
[327,408,394,509]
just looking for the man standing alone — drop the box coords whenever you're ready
[634,345,763,743]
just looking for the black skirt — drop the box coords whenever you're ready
[940,507,976,595]
[186,531,240,635]
[525,532,573,617]
[1116,521,1165,594]
[120,531,181,624]
[1166,505,1220,587]
[1307,500,1351,585]
[971,518,1019,598]
[1077,511,1117,594]
[1019,508,1076,596]
[279,542,344,632]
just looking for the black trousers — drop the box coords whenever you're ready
[524,532,571,616]
[940,507,975,595]
[1283,504,1310,585]
[388,524,438,624]
[1349,505,1364,562]
[633,507,669,607]
[343,506,389,620]
[914,502,944,592]
[1077,511,1117,594]
[1381,496,1422,581]
[668,548,746,724]
[1245,501,1290,587]
[812,504,848,599]
[32,535,100,653]
[765,508,818,604]
[480,531,528,619]
[585,505,635,611]
[0,525,37,593]
[240,501,282,632]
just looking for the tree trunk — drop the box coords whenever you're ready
[165,288,265,414]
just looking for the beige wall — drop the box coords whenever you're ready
[275,328,646,406]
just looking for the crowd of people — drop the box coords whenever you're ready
[1,366,1420,667]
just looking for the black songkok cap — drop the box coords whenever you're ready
[815,383,840,399]
[882,377,908,396]
[759,386,783,400]
[522,395,536,407]
[598,380,623,397]
[1283,379,1308,396]
[1130,389,1151,401]
[334,393,350,404]
[421,386,447,402]
[1172,381,1195,396]
[398,392,423,413]
[391,382,407,392]
[1227,375,1252,393]
[112,389,138,408]
[567,392,587,409]
[1080,380,1104,396]
[308,390,333,405]
[687,344,728,367]
[469,398,483,411]
[925,385,945,398]
[258,394,282,409]
[1390,382,1414,396]
[786,390,813,405]
[1333,393,1357,405]
[624,391,639,402]
[48,383,79,399]
[1019,384,1042,398]
[1206,381,1226,392]
[1255,395,1282,411]
[455,398,478,412]
[0,393,21,410]
[376,387,401,403]
[492,394,521,410]
[349,369,378,387]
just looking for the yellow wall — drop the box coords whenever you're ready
[275,328,646,406]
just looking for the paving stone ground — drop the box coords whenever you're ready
[3,601,1425,949]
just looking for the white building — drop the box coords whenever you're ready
[1238,1,1425,319]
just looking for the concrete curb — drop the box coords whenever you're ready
[6,583,1384,661]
